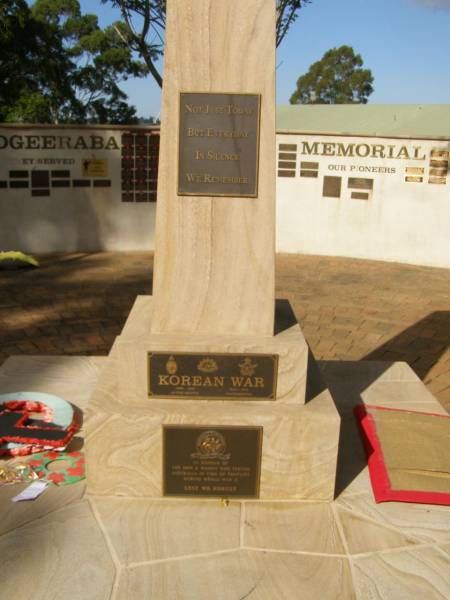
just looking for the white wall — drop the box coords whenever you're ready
[1,125,449,268]
[276,133,450,268]
[0,126,156,253]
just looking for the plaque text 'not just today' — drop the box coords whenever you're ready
[178,92,261,197]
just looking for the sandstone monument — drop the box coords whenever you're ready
[86,0,340,500]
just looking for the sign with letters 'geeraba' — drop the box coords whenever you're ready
[178,92,260,197]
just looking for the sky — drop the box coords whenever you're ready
[78,0,450,119]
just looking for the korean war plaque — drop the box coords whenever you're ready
[148,352,278,400]
[178,92,261,197]
[163,425,262,498]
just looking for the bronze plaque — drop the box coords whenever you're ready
[178,92,260,197]
[429,168,447,176]
[405,167,424,175]
[323,175,342,198]
[430,159,448,168]
[163,425,262,498]
[148,352,278,400]
[351,191,369,200]
[348,177,374,190]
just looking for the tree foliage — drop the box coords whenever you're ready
[290,45,374,105]
[105,0,311,88]
[105,0,165,88]
[0,0,73,122]
[276,0,311,48]
[0,0,146,123]
[0,0,312,122]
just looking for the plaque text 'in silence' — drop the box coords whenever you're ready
[178,92,260,197]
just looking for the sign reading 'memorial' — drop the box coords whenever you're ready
[178,93,260,197]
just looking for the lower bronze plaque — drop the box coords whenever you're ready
[163,425,262,498]
[148,352,278,400]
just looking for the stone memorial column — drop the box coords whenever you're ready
[151,0,275,337]
[86,0,340,502]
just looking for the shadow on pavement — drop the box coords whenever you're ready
[320,360,393,498]
[362,310,450,383]
[0,253,154,365]
[327,311,449,497]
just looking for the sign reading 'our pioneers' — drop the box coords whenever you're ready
[178,92,261,197]
[148,352,278,400]
[163,425,262,498]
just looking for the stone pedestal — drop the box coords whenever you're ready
[117,299,308,405]
[85,297,340,500]
[86,0,340,502]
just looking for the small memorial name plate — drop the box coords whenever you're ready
[178,92,260,197]
[163,425,262,498]
[148,352,278,400]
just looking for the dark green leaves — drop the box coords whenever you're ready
[290,45,374,105]
[0,0,145,123]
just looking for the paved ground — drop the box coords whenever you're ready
[0,252,449,412]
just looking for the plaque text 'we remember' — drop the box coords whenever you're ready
[178,92,260,197]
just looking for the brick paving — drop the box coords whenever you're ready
[0,252,449,412]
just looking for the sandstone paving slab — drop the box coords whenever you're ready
[115,550,355,600]
[352,547,450,599]
[320,360,420,388]
[336,466,372,498]
[320,361,448,418]
[360,381,449,415]
[337,492,450,544]
[334,413,369,497]
[93,496,241,564]
[0,356,105,536]
[1,355,450,598]
[243,501,346,554]
[323,359,449,500]
[0,500,115,600]
[0,356,105,413]
[0,479,85,537]
[336,506,422,554]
